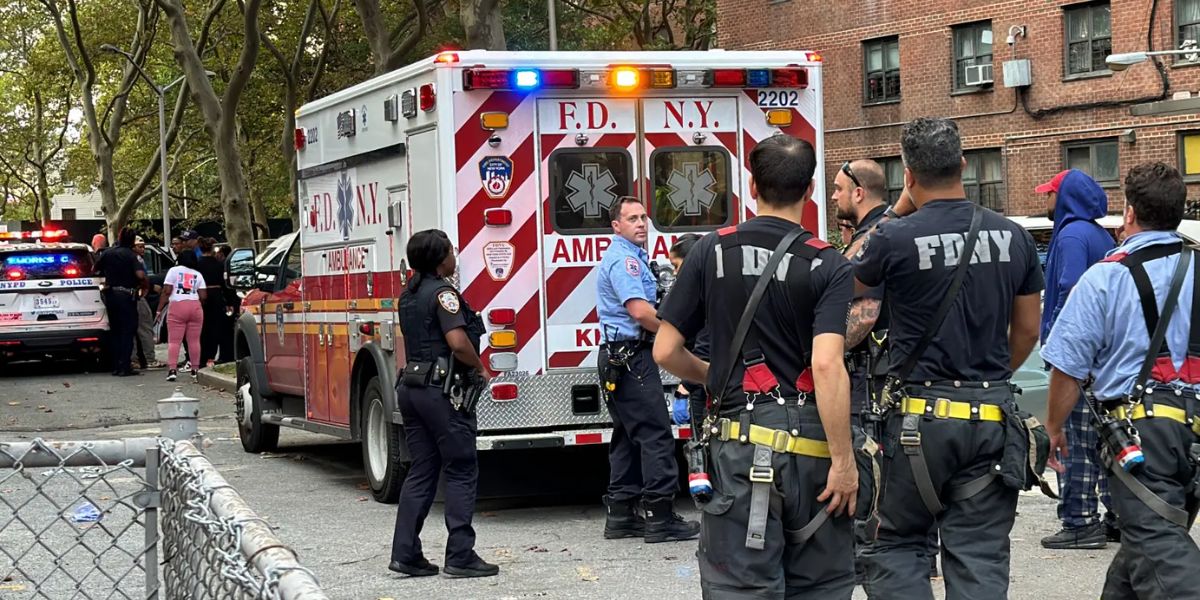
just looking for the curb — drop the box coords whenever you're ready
[198,367,236,393]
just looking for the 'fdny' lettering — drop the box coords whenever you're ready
[551,237,611,263]
[558,101,613,131]
[355,182,381,226]
[914,230,1014,270]
[663,100,716,130]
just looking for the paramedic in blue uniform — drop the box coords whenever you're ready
[596,196,700,543]
[1042,162,1200,599]
[854,117,1043,600]
[389,229,498,579]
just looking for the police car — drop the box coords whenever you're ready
[0,229,108,367]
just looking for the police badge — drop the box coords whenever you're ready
[437,290,461,314]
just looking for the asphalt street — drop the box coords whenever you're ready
[2,357,1199,599]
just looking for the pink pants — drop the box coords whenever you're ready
[167,300,204,371]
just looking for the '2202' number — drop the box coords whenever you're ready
[756,90,800,108]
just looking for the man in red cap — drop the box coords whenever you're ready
[1036,168,1119,550]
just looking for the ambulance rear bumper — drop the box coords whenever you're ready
[474,425,694,451]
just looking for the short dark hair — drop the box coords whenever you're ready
[609,196,643,223]
[177,250,199,269]
[1125,162,1186,231]
[669,233,701,259]
[118,227,137,248]
[406,229,453,290]
[900,117,963,188]
[748,134,816,207]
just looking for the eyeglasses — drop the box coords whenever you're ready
[840,161,863,189]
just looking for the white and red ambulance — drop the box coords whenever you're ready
[230,50,827,502]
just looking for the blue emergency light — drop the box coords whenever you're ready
[513,69,540,90]
[746,69,772,87]
[6,254,67,266]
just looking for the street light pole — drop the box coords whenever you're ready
[548,0,558,50]
[1107,45,1200,70]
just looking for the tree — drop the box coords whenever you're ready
[461,0,504,50]
[157,0,261,248]
[352,0,431,75]
[556,0,716,50]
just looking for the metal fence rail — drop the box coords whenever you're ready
[1,390,329,599]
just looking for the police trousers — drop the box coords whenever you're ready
[1100,394,1200,600]
[699,402,854,600]
[860,384,1018,600]
[391,382,480,568]
[598,345,678,503]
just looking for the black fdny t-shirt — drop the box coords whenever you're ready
[95,246,145,289]
[658,217,852,414]
[849,204,889,354]
[853,199,1043,383]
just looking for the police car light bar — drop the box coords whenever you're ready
[0,229,69,241]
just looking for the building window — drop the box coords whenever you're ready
[953,22,994,91]
[1065,2,1112,76]
[1064,139,1119,186]
[876,157,905,204]
[864,37,901,104]
[1179,0,1200,64]
[964,150,1005,212]
[1179,132,1200,180]
[60,208,76,220]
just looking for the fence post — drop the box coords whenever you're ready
[158,388,199,442]
[143,445,161,600]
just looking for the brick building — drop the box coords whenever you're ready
[717,0,1200,217]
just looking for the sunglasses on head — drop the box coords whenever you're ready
[838,221,855,231]
[840,161,863,189]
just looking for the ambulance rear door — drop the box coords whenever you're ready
[537,97,639,371]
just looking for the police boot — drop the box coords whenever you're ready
[603,497,645,539]
[642,498,700,543]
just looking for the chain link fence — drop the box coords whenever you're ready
[0,391,329,599]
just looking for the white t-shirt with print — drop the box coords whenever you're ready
[164,266,206,303]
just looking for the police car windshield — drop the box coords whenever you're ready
[1,248,94,280]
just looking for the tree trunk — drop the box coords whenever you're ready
[460,0,505,50]
[32,92,51,226]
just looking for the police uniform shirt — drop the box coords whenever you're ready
[431,287,469,335]
[597,235,657,342]
[658,217,853,411]
[853,199,1043,383]
[1044,230,1199,400]
[96,246,145,289]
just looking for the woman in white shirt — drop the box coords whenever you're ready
[156,251,208,382]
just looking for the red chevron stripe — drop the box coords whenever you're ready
[549,350,591,369]
[544,265,593,318]
[461,215,538,309]
[457,134,536,250]
[455,92,527,171]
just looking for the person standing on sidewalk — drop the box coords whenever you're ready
[196,237,234,365]
[1036,169,1120,550]
[157,251,207,383]
[95,227,146,377]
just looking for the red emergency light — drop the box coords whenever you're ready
[487,307,516,326]
[435,51,460,64]
[0,229,69,241]
[490,382,518,401]
[771,68,809,88]
[708,69,747,87]
[63,265,80,277]
[294,128,306,150]
[463,68,581,91]
[418,84,436,112]
[5,268,23,280]
[483,208,512,227]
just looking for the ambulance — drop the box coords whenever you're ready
[229,50,827,502]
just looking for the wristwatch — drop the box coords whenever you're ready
[883,206,902,220]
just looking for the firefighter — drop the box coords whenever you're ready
[1042,162,1200,598]
[655,135,859,598]
[596,196,700,543]
[95,227,148,377]
[853,118,1043,599]
[389,229,498,579]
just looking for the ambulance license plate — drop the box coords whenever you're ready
[34,296,59,310]
[756,89,801,108]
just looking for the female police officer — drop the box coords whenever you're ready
[389,229,498,579]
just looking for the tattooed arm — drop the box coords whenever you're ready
[845,297,882,348]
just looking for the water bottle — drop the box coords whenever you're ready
[686,442,713,504]
[1099,415,1145,472]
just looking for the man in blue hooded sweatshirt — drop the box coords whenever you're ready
[1038,169,1119,549]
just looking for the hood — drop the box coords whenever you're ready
[1053,169,1108,233]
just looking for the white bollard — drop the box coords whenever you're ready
[158,387,199,442]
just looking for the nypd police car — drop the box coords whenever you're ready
[0,229,108,366]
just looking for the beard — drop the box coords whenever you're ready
[835,204,857,223]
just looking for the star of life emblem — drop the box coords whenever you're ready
[565,163,618,218]
[335,171,355,240]
[666,163,717,216]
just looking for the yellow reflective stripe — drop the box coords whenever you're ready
[901,397,1005,422]
[715,420,830,458]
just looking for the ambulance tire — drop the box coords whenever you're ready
[236,357,279,453]
[361,376,407,503]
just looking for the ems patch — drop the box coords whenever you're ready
[437,290,461,314]
[479,156,514,200]
[625,257,641,277]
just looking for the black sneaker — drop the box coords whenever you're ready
[166,370,177,382]
[443,555,499,578]
[1040,522,1107,550]
[388,557,439,577]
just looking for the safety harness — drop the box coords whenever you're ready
[703,224,834,550]
[1098,242,1200,528]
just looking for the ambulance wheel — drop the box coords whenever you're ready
[236,357,279,453]
[361,376,407,503]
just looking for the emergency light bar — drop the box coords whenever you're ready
[462,66,808,91]
[0,229,69,241]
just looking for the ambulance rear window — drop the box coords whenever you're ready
[1,249,94,280]
[650,147,732,231]
[549,148,634,234]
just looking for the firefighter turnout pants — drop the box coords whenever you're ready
[1101,393,1200,599]
[391,382,480,568]
[698,402,854,600]
[598,345,679,503]
[860,383,1017,600]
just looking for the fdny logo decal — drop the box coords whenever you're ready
[624,256,641,277]
[437,290,460,314]
[479,157,514,200]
